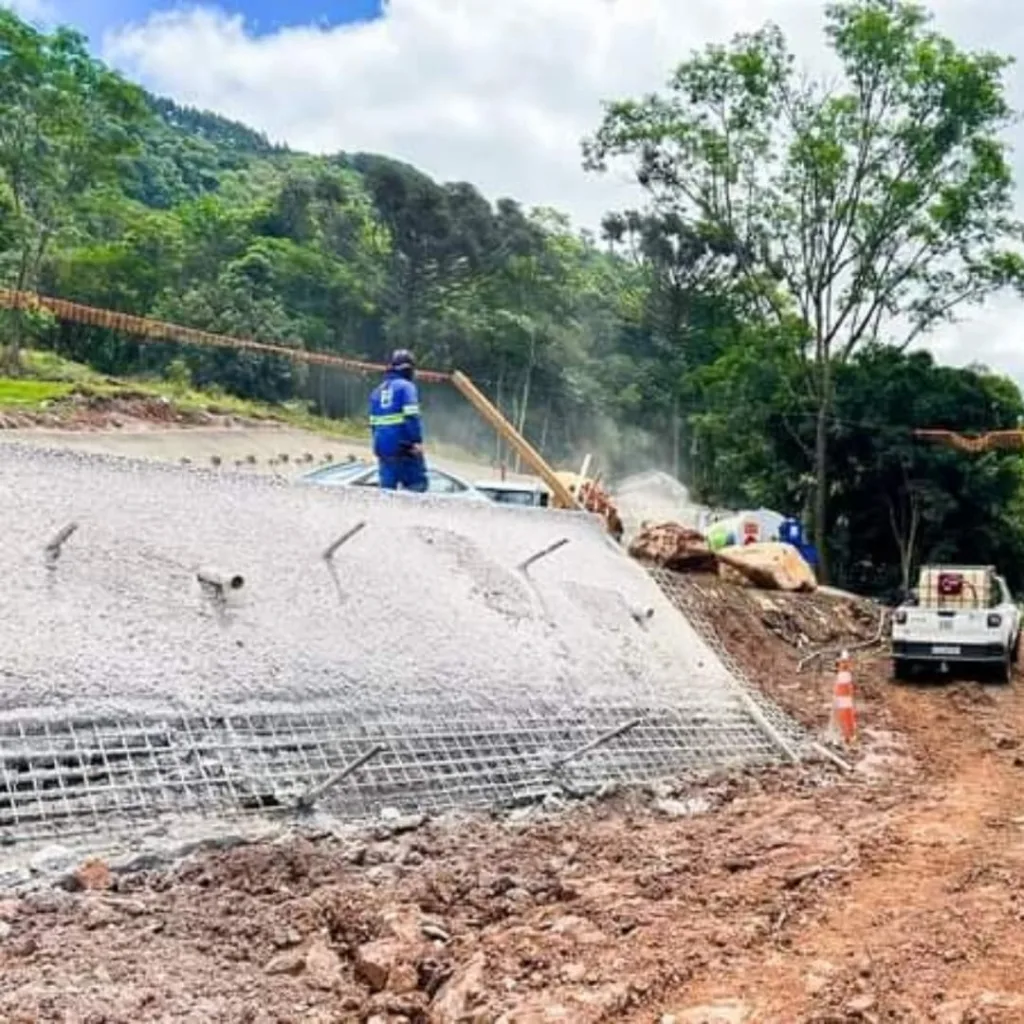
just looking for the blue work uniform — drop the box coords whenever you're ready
[369,371,427,492]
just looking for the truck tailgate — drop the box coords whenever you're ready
[902,608,991,642]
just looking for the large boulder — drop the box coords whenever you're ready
[717,542,816,593]
[629,522,718,573]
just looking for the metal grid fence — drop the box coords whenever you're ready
[646,567,820,751]
[0,693,800,843]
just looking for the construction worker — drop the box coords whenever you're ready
[369,348,428,492]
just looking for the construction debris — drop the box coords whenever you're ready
[630,524,817,594]
[717,542,817,593]
[629,522,718,573]
[576,479,624,541]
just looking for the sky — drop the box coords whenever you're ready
[8,0,1024,382]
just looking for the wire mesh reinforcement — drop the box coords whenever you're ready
[646,567,822,753]
[0,445,818,847]
[0,700,795,844]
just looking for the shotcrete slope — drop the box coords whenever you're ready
[1,444,739,715]
[0,444,807,841]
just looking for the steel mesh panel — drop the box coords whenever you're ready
[0,698,794,843]
[646,567,818,750]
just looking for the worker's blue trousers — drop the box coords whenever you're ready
[378,454,428,492]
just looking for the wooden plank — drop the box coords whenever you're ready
[450,371,578,509]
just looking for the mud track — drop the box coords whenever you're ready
[3,589,1024,1021]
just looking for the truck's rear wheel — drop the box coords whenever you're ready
[997,651,1014,684]
[892,659,912,682]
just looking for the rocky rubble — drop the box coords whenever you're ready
[4,538,1024,1021]
[629,522,718,572]
[0,770,888,1023]
[630,524,817,592]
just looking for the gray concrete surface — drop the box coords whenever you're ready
[0,443,806,842]
[0,425,537,486]
[1,443,745,719]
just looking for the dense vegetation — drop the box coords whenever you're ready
[2,1,1024,594]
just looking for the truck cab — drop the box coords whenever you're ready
[891,565,1021,682]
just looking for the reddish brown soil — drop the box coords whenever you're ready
[3,582,1024,1023]
[0,388,248,431]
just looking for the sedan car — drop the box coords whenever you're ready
[473,480,550,507]
[302,458,490,501]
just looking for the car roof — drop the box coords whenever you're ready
[474,480,547,491]
[303,460,480,492]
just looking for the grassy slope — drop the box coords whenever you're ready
[0,350,369,439]
[0,351,496,470]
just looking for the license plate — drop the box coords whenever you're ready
[933,645,961,656]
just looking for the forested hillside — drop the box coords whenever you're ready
[3,2,1024,593]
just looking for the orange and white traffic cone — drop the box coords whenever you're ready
[830,650,857,743]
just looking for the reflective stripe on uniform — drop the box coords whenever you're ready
[370,413,405,426]
[402,403,420,416]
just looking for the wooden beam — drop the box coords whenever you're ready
[450,370,578,509]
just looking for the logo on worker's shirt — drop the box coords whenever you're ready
[379,384,393,409]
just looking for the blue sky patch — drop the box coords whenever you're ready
[50,0,383,44]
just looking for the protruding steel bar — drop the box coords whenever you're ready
[323,521,367,562]
[517,537,570,575]
[550,717,644,770]
[294,744,386,811]
[44,521,78,562]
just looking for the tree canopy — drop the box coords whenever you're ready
[2,4,1024,595]
[585,0,1024,577]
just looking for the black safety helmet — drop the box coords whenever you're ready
[389,348,415,379]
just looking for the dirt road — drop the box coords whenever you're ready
[647,673,1024,1022]
[4,573,1024,1022]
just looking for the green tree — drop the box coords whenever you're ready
[0,11,149,370]
[584,0,1024,578]
[827,349,1024,594]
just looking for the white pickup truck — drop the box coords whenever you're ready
[891,565,1021,682]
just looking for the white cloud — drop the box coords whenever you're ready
[104,0,1024,379]
[4,0,57,21]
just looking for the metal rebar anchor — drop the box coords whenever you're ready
[549,717,645,775]
[294,744,385,812]
[323,520,367,604]
[44,521,78,566]
[517,537,570,576]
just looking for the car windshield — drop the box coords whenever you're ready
[350,467,468,494]
[493,490,540,506]
[304,461,369,485]
[476,484,546,506]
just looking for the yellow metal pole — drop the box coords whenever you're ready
[450,370,579,510]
